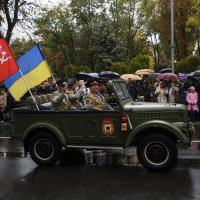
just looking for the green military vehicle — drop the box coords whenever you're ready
[13,79,194,172]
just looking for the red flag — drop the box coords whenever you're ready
[0,38,18,82]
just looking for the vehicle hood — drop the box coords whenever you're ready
[123,101,187,112]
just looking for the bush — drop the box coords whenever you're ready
[175,56,200,73]
[63,64,92,78]
[129,55,154,73]
[111,63,129,75]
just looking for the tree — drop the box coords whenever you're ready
[0,0,39,43]
[156,0,195,60]
[34,4,77,73]
[90,21,125,72]
[137,0,161,67]
[10,38,35,59]
[109,0,149,60]
[186,0,200,56]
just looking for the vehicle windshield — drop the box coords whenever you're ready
[113,81,130,100]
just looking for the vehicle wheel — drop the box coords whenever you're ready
[137,134,177,172]
[28,132,61,166]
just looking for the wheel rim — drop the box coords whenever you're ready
[34,139,54,161]
[144,141,169,166]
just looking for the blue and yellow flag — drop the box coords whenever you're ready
[4,44,52,100]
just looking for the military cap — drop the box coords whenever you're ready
[86,78,99,88]
[98,77,107,85]
[67,78,77,87]
[56,79,67,86]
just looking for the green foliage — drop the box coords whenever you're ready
[90,21,125,72]
[111,63,129,75]
[10,38,35,59]
[129,55,154,73]
[63,64,92,78]
[175,56,200,73]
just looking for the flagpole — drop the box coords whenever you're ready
[18,69,40,111]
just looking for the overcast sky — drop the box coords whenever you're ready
[7,0,70,41]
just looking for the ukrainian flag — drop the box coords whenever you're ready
[4,44,52,100]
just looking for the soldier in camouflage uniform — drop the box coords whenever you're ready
[84,79,113,111]
[51,79,77,111]
[66,78,85,109]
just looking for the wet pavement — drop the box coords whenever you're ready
[0,122,200,167]
[1,122,200,200]
[0,157,200,200]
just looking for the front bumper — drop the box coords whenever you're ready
[182,122,195,140]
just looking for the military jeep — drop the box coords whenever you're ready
[13,79,194,171]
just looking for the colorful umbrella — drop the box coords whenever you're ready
[159,73,178,81]
[135,69,155,75]
[178,73,188,80]
[120,74,142,81]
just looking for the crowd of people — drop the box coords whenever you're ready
[125,76,200,122]
[0,74,200,123]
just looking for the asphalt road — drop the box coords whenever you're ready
[0,157,200,200]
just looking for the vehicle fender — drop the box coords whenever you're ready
[125,120,190,147]
[23,122,66,146]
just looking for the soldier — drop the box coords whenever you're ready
[66,78,85,109]
[51,79,77,111]
[84,79,113,110]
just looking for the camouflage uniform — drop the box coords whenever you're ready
[66,89,84,109]
[51,90,77,111]
[83,92,113,111]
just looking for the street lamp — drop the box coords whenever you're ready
[170,0,175,73]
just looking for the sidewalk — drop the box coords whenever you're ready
[0,122,200,167]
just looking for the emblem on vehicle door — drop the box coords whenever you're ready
[102,118,114,136]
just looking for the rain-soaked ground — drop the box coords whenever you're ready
[0,122,200,199]
[0,156,200,200]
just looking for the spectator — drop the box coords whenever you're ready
[155,82,168,103]
[168,81,180,103]
[138,81,151,102]
[0,88,7,122]
[125,79,138,101]
[186,86,198,122]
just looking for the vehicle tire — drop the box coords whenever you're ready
[137,134,177,172]
[28,131,61,166]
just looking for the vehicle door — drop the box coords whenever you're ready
[86,110,126,145]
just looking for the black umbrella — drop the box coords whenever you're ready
[75,72,91,81]
[159,68,177,74]
[189,70,200,77]
[99,71,120,79]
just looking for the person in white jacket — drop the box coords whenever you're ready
[155,82,168,103]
